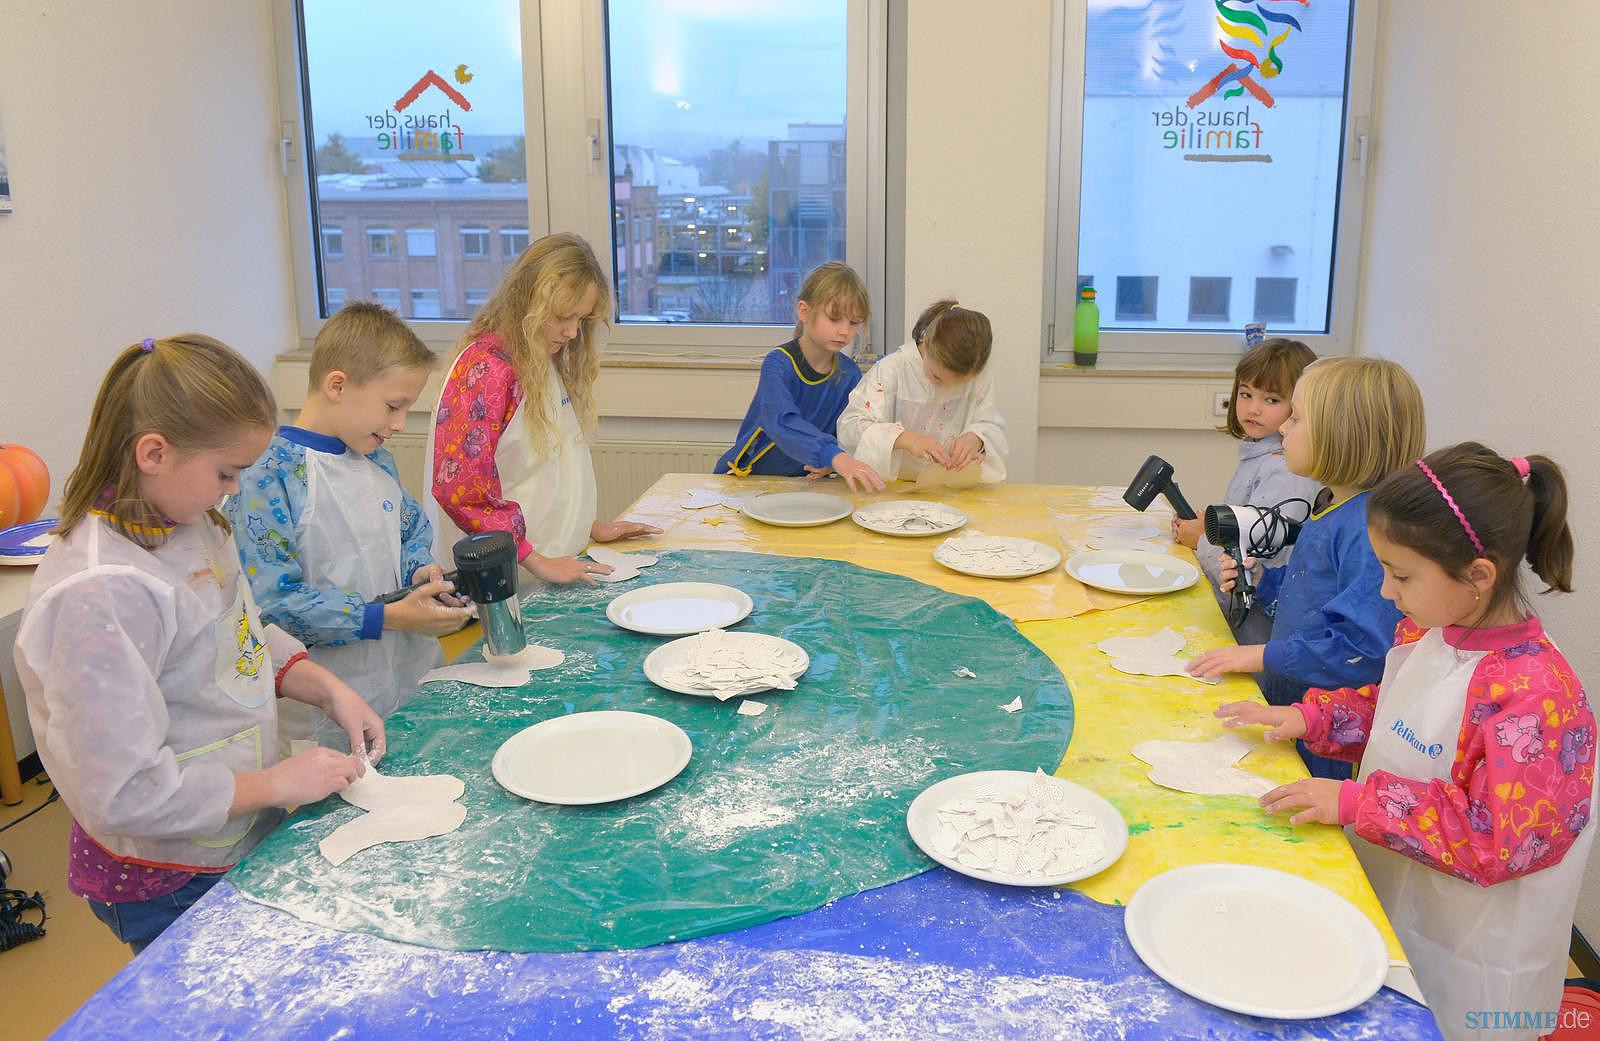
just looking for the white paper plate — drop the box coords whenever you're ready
[741,491,853,527]
[851,500,969,538]
[905,770,1128,886]
[933,536,1062,579]
[606,582,754,635]
[1125,863,1388,1019]
[491,710,692,805]
[642,632,809,697]
[1064,549,1200,595]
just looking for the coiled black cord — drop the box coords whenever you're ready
[0,884,46,950]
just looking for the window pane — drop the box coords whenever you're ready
[1254,276,1298,323]
[1188,276,1231,322]
[406,227,437,257]
[1078,1,1353,333]
[461,226,490,258]
[411,288,441,318]
[371,288,401,309]
[1116,276,1158,321]
[500,227,529,257]
[606,0,849,325]
[300,0,526,321]
[322,226,344,258]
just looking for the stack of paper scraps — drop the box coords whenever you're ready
[661,629,807,701]
[930,769,1106,878]
[936,530,1058,576]
[856,500,965,533]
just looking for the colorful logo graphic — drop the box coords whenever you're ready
[365,69,474,159]
[1188,0,1308,109]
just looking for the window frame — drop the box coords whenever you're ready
[273,0,888,359]
[1041,0,1379,367]
[460,226,491,259]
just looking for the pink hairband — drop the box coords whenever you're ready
[1415,459,1486,556]
[1512,456,1531,479]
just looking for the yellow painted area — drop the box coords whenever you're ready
[621,474,1151,622]
[622,474,1407,965]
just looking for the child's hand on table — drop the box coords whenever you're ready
[1259,777,1343,826]
[526,553,610,585]
[591,520,662,543]
[829,452,886,494]
[1186,643,1266,680]
[1214,701,1308,743]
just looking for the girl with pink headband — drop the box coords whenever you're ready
[1218,442,1592,1040]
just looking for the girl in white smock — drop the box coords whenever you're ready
[1218,443,1595,1041]
[837,299,1008,485]
[427,233,659,585]
[15,335,380,953]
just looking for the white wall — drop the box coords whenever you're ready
[0,0,297,487]
[902,0,1053,481]
[1358,0,1600,937]
[0,0,296,759]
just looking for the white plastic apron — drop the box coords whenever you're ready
[292,448,441,751]
[1355,629,1596,1041]
[426,355,596,563]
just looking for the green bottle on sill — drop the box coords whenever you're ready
[1073,285,1099,367]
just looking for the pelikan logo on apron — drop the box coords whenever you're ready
[1392,718,1445,759]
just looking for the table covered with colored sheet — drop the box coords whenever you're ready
[51,476,1441,1041]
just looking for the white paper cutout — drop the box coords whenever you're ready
[855,501,965,533]
[682,489,745,510]
[936,530,1059,577]
[421,643,565,689]
[661,629,806,700]
[319,766,467,866]
[953,666,977,678]
[1130,733,1275,798]
[736,700,768,717]
[931,769,1105,879]
[1096,628,1219,684]
[1088,521,1165,541]
[1001,696,1023,714]
[587,545,660,583]
[914,461,983,490]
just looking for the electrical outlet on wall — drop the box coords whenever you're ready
[1212,390,1230,418]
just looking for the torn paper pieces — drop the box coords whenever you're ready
[660,630,807,700]
[682,489,745,510]
[421,644,565,689]
[854,501,966,534]
[319,767,467,866]
[935,531,1060,577]
[736,700,768,717]
[1000,696,1023,714]
[587,545,660,583]
[914,461,983,490]
[931,769,1105,879]
[1130,734,1274,798]
[953,666,976,678]
[1096,628,1218,684]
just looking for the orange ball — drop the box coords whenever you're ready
[0,444,50,528]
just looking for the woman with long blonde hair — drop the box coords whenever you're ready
[427,232,658,583]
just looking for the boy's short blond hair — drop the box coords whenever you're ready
[310,300,437,386]
[1295,356,1426,490]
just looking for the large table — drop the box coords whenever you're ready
[52,475,1441,1040]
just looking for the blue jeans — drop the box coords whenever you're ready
[86,872,222,954]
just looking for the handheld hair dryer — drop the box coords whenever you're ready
[450,531,526,657]
[1203,500,1309,626]
[373,530,526,656]
[1122,455,1197,520]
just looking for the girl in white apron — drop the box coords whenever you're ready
[1218,443,1592,1041]
[837,299,1008,485]
[16,335,381,952]
[426,233,658,586]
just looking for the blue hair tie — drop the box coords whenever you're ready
[140,338,156,353]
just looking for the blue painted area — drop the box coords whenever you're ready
[57,874,1440,1040]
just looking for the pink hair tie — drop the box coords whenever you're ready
[1512,456,1531,479]
[1416,459,1486,556]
